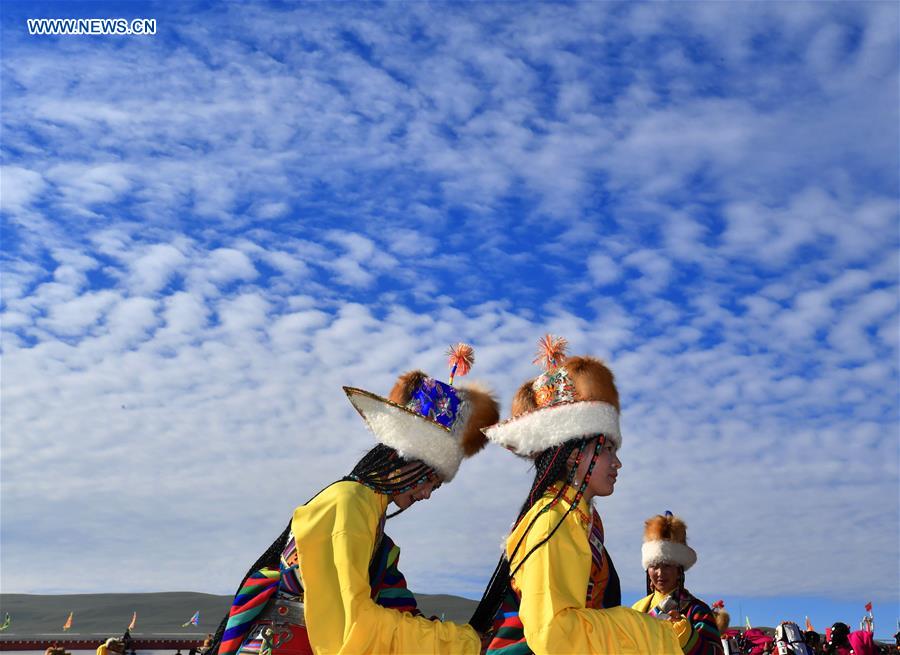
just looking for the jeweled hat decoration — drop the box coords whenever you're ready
[641,510,698,571]
[344,343,499,481]
[482,334,622,457]
[531,334,577,407]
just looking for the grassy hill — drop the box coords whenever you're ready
[0,593,478,638]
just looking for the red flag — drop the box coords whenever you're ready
[864,601,872,612]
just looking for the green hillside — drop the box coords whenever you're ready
[0,593,478,638]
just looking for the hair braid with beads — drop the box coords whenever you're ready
[469,434,605,633]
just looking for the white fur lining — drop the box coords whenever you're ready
[641,540,697,571]
[482,401,621,456]
[344,387,465,481]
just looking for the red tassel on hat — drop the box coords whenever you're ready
[533,334,569,370]
[446,343,474,385]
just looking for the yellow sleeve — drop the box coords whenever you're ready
[631,593,692,649]
[670,617,693,649]
[294,482,480,655]
[631,593,654,613]
[511,504,682,655]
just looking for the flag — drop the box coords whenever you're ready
[182,611,200,627]
[128,612,137,630]
[0,613,10,632]
[806,616,814,632]
[63,612,73,631]
[865,601,873,613]
[745,616,752,630]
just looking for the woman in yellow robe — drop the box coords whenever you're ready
[211,347,499,655]
[471,336,689,654]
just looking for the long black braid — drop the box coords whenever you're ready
[206,519,292,655]
[469,434,605,633]
[208,444,436,654]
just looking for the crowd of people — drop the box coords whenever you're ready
[714,616,893,655]
[149,335,886,655]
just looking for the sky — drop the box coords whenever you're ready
[2,0,898,640]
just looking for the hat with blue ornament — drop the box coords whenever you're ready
[344,344,500,481]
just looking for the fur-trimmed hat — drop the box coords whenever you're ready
[344,343,499,481]
[482,335,621,456]
[641,511,697,571]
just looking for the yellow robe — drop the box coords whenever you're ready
[632,591,710,651]
[632,591,669,614]
[508,491,683,655]
[292,480,480,655]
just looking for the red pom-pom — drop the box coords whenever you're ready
[532,334,569,369]
[446,343,475,379]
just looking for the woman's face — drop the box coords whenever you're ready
[569,436,622,499]
[390,469,443,510]
[647,563,681,595]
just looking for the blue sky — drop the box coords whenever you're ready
[2,0,898,640]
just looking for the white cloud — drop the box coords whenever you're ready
[191,248,258,289]
[104,296,160,346]
[0,165,46,213]
[623,249,672,294]
[587,253,621,286]
[37,289,120,336]
[129,243,189,295]
[47,162,135,208]
[160,291,210,338]
[216,293,271,335]
[324,230,399,288]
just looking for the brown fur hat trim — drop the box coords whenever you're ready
[458,382,500,457]
[644,514,689,545]
[388,370,428,405]
[564,356,620,410]
[511,377,539,418]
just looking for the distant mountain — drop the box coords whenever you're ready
[0,592,478,638]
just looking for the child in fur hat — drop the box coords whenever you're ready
[209,346,499,655]
[632,512,724,655]
[471,336,684,655]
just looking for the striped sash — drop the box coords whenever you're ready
[220,569,282,655]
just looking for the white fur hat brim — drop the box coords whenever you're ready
[482,400,621,456]
[344,386,464,481]
[642,540,697,571]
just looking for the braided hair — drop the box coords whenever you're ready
[469,434,605,633]
[206,519,292,655]
[208,444,436,654]
[344,443,439,518]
